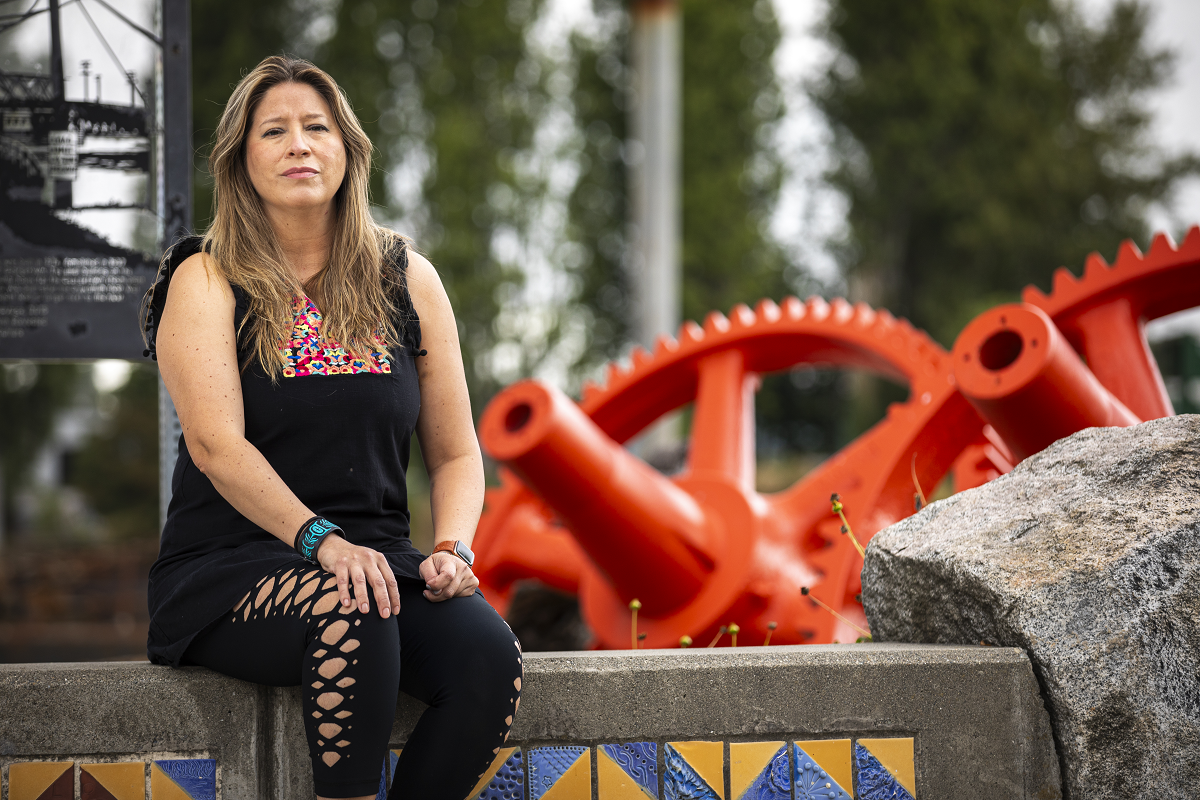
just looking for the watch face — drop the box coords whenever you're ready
[454,540,475,566]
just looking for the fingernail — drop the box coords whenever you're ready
[424,584,432,591]
[343,598,351,606]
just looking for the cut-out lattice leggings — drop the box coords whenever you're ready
[183,562,523,799]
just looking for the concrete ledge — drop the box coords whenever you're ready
[1,644,1060,799]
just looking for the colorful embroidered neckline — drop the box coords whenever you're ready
[281,296,391,378]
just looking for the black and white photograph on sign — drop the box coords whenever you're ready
[1,0,162,359]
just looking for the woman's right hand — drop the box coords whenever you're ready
[316,535,402,619]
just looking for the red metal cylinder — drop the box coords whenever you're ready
[479,380,716,613]
[952,303,1140,461]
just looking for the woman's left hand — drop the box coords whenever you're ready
[419,551,479,602]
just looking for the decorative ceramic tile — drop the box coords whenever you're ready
[375,757,389,800]
[729,742,789,800]
[82,763,146,800]
[151,760,216,800]
[467,747,524,800]
[792,742,851,800]
[9,762,74,800]
[386,749,402,792]
[528,745,590,800]
[664,742,724,800]
[854,740,915,800]
[598,743,657,800]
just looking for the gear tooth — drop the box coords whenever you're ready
[1021,284,1049,305]
[630,345,653,368]
[1083,252,1111,280]
[606,361,625,385]
[653,333,679,354]
[806,296,830,320]
[730,304,756,327]
[704,310,731,334]
[756,298,782,322]
[852,302,876,326]
[1179,225,1200,256]
[1146,231,1178,263]
[781,296,805,319]
[581,379,602,403]
[829,297,854,323]
[1052,266,1081,294]
[874,307,896,327]
[680,320,705,343]
[1113,239,1143,269]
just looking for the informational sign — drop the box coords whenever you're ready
[0,0,190,359]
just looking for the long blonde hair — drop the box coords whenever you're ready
[150,55,407,377]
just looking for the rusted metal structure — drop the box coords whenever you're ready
[473,228,1200,649]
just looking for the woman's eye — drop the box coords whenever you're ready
[263,128,284,137]
[307,125,328,132]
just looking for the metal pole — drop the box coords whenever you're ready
[629,0,681,351]
[49,0,65,100]
[159,0,191,529]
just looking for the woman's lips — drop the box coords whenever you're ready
[282,167,318,178]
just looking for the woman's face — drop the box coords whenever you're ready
[245,81,346,218]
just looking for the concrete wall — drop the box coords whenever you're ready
[0,644,1060,800]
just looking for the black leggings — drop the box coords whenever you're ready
[184,562,523,799]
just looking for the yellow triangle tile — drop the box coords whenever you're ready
[795,740,852,796]
[83,763,146,800]
[729,741,782,800]
[9,762,73,800]
[542,749,591,800]
[150,763,193,800]
[597,747,655,800]
[668,741,723,799]
[392,749,404,758]
[466,747,517,799]
[860,738,915,797]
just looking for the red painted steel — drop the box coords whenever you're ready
[473,227,1200,649]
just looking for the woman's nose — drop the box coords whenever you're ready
[286,128,311,155]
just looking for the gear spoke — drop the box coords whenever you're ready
[686,348,758,490]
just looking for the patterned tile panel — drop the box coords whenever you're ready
[468,747,524,800]
[792,742,851,800]
[81,763,145,800]
[151,760,215,800]
[663,742,723,800]
[728,742,789,800]
[9,762,74,800]
[853,740,915,800]
[598,743,657,800]
[528,745,590,800]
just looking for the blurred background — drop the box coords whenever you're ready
[2,0,1198,660]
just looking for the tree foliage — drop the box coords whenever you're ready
[815,0,1198,347]
[680,0,787,322]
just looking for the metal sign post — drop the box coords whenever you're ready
[0,0,191,529]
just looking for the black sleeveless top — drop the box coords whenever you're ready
[144,236,427,666]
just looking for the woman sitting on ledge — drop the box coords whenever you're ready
[142,55,521,800]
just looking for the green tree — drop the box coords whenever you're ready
[681,0,787,321]
[70,366,160,540]
[0,364,84,540]
[815,0,1199,347]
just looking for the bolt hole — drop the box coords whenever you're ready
[505,402,533,432]
[979,329,1023,371]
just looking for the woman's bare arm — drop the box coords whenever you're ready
[406,251,485,601]
[157,252,401,617]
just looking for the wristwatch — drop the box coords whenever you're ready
[432,539,475,567]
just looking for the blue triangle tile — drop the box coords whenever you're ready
[602,742,658,797]
[154,759,216,800]
[853,744,914,800]
[479,750,524,800]
[664,743,720,800]
[793,745,850,800]
[529,745,587,800]
[743,745,790,800]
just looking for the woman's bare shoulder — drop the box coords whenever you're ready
[169,251,236,305]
